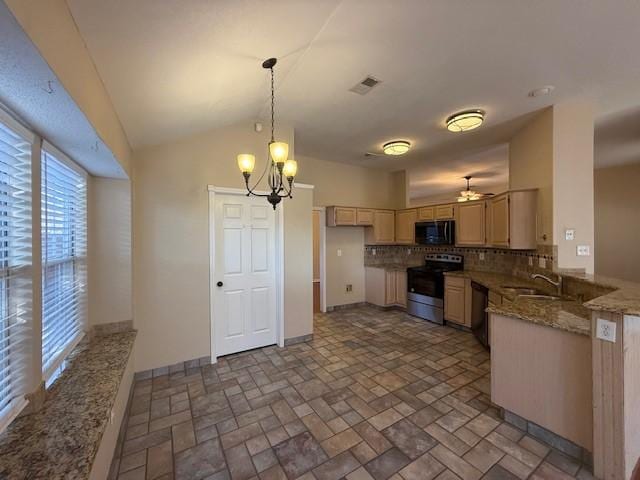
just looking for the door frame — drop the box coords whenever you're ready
[312,207,327,313]
[208,186,285,363]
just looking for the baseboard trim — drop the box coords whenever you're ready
[326,302,367,312]
[284,334,314,346]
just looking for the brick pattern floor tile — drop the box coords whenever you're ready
[110,306,590,480]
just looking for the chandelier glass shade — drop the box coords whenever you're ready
[457,176,483,202]
[237,57,297,209]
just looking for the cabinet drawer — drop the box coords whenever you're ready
[435,204,455,220]
[356,208,374,225]
[418,207,434,221]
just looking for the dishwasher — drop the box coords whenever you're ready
[471,281,489,349]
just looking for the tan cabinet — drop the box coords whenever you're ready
[418,206,434,221]
[365,210,395,244]
[456,201,486,246]
[435,204,455,220]
[395,271,407,307]
[356,208,374,226]
[365,268,407,308]
[444,276,471,327]
[326,206,356,226]
[486,190,537,250]
[395,209,417,244]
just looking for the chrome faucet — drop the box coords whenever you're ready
[531,273,563,296]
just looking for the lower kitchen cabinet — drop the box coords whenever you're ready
[444,276,471,327]
[365,267,407,307]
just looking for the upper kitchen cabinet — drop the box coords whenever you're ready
[326,206,357,226]
[486,190,538,249]
[456,201,486,246]
[417,206,434,221]
[435,204,456,220]
[395,209,417,244]
[365,210,395,244]
[356,208,374,226]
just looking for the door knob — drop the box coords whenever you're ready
[217,281,223,287]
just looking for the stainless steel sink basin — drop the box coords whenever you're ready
[517,294,562,301]
[501,285,543,295]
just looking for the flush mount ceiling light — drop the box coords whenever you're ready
[446,109,485,132]
[237,57,297,209]
[383,140,411,155]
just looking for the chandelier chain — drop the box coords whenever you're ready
[270,67,275,143]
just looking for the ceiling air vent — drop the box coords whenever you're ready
[349,75,381,95]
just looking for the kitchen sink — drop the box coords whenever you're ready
[517,294,562,301]
[501,285,544,295]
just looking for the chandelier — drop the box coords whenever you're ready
[237,57,297,209]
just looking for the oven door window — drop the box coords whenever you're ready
[408,272,443,298]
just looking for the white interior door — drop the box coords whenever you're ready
[213,194,277,357]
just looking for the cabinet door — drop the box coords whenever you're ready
[334,207,357,226]
[435,204,455,220]
[444,285,465,324]
[395,209,417,244]
[395,271,407,307]
[418,207,434,221]
[356,208,374,226]
[488,194,510,247]
[456,201,486,246]
[385,270,397,305]
[374,210,395,243]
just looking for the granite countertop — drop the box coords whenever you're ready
[445,271,591,336]
[365,262,416,271]
[563,271,640,316]
[0,331,137,480]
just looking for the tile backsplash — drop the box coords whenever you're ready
[364,245,555,280]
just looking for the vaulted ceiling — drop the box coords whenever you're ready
[67,0,640,175]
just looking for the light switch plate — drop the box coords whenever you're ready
[337,249,342,257]
[372,249,376,256]
[577,245,590,256]
[539,257,546,268]
[479,252,485,261]
[407,248,411,255]
[565,229,575,241]
[528,256,534,266]
[596,318,616,343]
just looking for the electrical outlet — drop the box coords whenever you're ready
[337,249,342,257]
[346,284,352,293]
[479,252,485,261]
[407,248,411,255]
[565,229,575,241]
[372,249,376,256]
[577,245,590,256]
[528,256,534,267]
[539,257,546,268]
[596,318,616,343]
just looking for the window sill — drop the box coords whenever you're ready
[0,330,136,479]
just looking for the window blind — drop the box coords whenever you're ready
[0,117,32,433]
[41,146,87,383]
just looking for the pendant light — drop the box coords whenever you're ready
[237,57,297,209]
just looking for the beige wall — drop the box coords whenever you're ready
[88,177,132,326]
[552,100,595,273]
[594,163,640,282]
[326,227,366,307]
[132,122,313,371]
[296,155,401,209]
[509,107,554,245]
[5,0,131,174]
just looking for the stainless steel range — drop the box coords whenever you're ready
[406,253,464,324]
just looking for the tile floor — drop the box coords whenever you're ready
[110,306,593,480]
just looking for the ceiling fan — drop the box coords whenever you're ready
[457,175,494,202]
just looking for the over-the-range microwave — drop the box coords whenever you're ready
[415,220,455,245]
